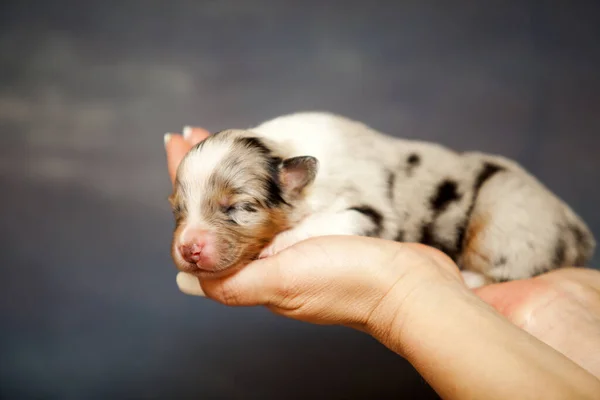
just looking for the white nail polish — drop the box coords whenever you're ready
[182,126,193,140]
[176,272,206,297]
[164,133,172,145]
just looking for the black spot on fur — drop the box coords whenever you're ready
[264,157,287,207]
[453,225,468,256]
[236,136,271,155]
[570,224,585,243]
[415,180,462,259]
[420,223,434,246]
[419,223,457,261]
[430,180,462,214]
[495,256,508,266]
[553,237,566,267]
[394,230,405,242]
[349,206,384,237]
[454,162,506,256]
[568,224,594,267]
[473,163,504,191]
[407,153,420,166]
[568,224,594,265]
[406,153,420,175]
[386,169,396,201]
[496,277,510,283]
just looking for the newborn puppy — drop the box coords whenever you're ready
[169,112,596,287]
[169,129,314,277]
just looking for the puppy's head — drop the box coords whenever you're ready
[169,130,318,278]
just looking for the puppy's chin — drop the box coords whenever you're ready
[173,255,257,280]
[193,263,244,280]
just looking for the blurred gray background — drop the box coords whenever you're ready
[1,0,599,398]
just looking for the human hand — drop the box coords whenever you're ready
[474,268,600,378]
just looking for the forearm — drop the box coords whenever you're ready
[370,281,600,400]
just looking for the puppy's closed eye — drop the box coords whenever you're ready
[223,202,260,225]
[237,202,258,213]
[223,202,258,214]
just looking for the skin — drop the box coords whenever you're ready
[164,128,600,399]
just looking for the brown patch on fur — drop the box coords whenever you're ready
[214,205,291,270]
[258,207,291,243]
[168,189,186,225]
[460,214,492,274]
[233,207,291,264]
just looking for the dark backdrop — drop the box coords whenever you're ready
[1,1,599,399]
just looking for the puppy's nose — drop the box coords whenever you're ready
[179,242,205,264]
[178,229,218,270]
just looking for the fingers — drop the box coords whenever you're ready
[164,126,211,185]
[538,267,600,291]
[474,268,600,317]
[176,256,287,307]
[474,279,544,317]
[165,134,191,184]
[176,272,207,296]
[182,126,210,144]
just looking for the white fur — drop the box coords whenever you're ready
[178,139,233,226]
[259,210,376,258]
[248,112,594,282]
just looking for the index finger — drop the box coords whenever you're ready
[165,134,191,185]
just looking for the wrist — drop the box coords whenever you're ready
[362,243,468,353]
[365,265,472,356]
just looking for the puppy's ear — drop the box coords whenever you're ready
[278,156,319,198]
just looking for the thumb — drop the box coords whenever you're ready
[473,279,543,317]
[175,256,287,307]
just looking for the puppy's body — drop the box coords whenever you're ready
[170,112,595,287]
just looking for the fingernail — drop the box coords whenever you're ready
[176,272,206,297]
[164,133,173,146]
[182,126,193,140]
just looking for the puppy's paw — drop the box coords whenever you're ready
[259,230,306,259]
[461,271,490,289]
